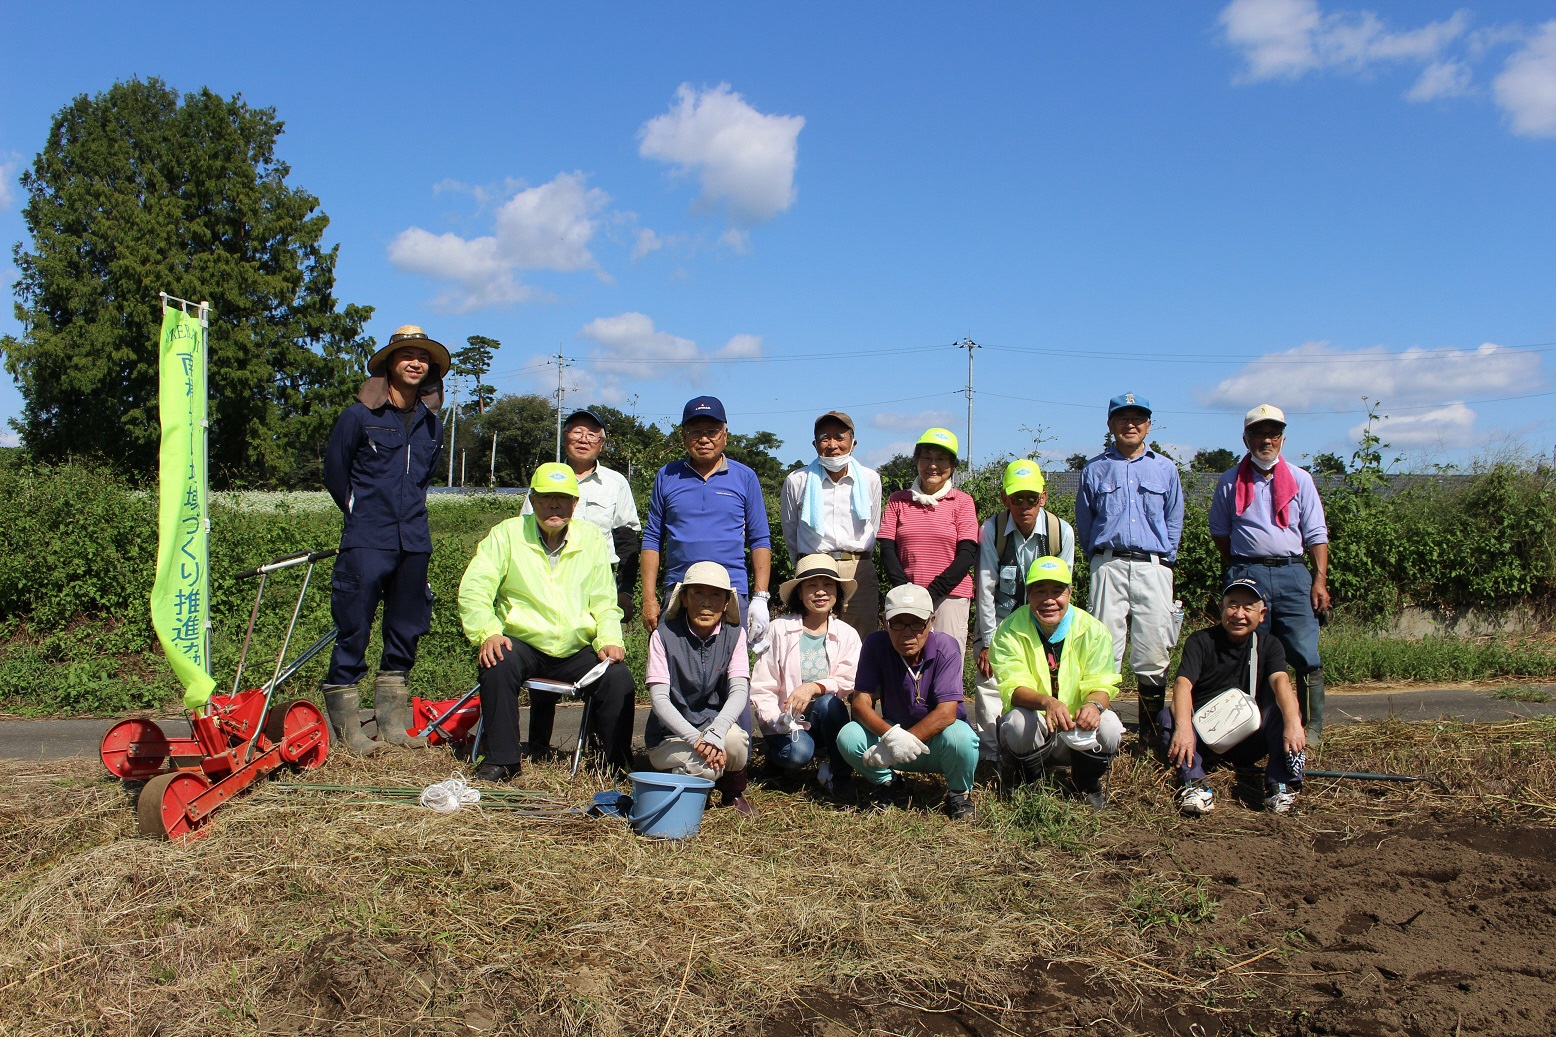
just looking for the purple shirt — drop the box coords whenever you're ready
[1208,461,1328,558]
[854,630,968,726]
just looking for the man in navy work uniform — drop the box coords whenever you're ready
[1074,393,1184,752]
[321,325,447,755]
[1209,404,1331,739]
[640,396,774,651]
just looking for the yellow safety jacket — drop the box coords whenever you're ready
[458,515,623,657]
[989,605,1120,713]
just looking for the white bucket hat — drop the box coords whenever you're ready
[664,561,742,626]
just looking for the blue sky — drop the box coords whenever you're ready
[2,0,1554,472]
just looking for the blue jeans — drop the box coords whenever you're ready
[835,719,980,793]
[763,693,849,772]
[1158,702,1301,786]
[1227,561,1321,675]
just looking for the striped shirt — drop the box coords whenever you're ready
[878,489,980,599]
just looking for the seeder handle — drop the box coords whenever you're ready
[235,547,339,581]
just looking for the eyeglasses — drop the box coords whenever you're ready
[1112,415,1150,428]
[567,428,604,442]
[815,431,852,444]
[683,427,725,441]
[886,618,928,633]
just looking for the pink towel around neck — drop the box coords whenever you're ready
[1234,456,1298,528]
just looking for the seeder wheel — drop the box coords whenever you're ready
[264,700,330,770]
[100,719,172,779]
[137,771,211,840]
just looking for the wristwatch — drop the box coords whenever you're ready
[752,591,770,600]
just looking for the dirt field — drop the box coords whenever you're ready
[1,717,1552,1037]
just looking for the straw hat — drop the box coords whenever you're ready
[779,554,857,604]
[664,562,742,625]
[367,325,451,379]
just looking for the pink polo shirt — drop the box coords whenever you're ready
[879,488,980,598]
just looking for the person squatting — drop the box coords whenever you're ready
[323,337,1330,820]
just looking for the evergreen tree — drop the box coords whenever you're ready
[2,78,373,487]
[451,335,500,414]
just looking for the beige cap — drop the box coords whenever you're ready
[883,584,934,622]
[1244,403,1287,428]
[813,410,855,433]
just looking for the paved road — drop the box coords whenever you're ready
[4,687,1553,762]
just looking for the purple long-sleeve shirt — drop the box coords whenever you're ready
[1208,460,1328,558]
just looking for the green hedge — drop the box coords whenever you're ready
[3,458,1554,715]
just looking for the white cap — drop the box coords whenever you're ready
[882,584,934,621]
[1244,403,1287,428]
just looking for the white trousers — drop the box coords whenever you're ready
[647,727,750,780]
[972,672,1003,761]
[1087,555,1175,684]
[932,596,970,656]
[1000,707,1124,762]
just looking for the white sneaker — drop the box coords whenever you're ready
[1178,785,1214,817]
[816,760,834,792]
[1263,783,1298,814]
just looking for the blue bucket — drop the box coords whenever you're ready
[627,771,715,840]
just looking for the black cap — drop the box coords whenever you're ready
[563,408,606,430]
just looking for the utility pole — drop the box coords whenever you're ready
[959,337,980,472]
[490,431,498,488]
[445,386,459,487]
[551,352,571,462]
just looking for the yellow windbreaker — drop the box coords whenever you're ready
[989,605,1120,713]
[458,515,623,657]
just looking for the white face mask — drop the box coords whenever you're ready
[1249,451,1279,472]
[818,454,852,472]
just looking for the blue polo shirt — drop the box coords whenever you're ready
[643,456,772,595]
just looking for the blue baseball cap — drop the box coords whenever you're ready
[563,407,607,430]
[1107,392,1152,417]
[681,396,727,425]
[1222,574,1270,604]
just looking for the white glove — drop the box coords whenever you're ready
[862,725,930,768]
[745,595,771,655]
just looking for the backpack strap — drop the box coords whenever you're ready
[1246,631,1259,701]
[993,515,1008,560]
[1044,511,1062,559]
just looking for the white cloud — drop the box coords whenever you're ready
[1221,0,1468,82]
[0,431,18,448]
[0,160,15,209]
[717,333,763,359]
[581,312,700,364]
[860,439,917,467]
[632,228,663,260]
[872,409,959,433]
[1357,402,1478,449]
[1494,21,1556,137]
[388,172,609,312]
[1201,340,1540,411]
[639,83,804,226]
[1408,59,1473,101]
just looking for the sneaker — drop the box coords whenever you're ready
[1263,783,1298,814]
[944,791,977,821]
[855,781,893,813]
[1178,784,1215,817]
[816,760,834,793]
[472,761,521,783]
[1081,786,1110,811]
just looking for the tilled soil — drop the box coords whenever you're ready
[765,808,1556,1037]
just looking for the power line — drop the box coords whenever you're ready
[979,387,1556,416]
[980,339,1556,365]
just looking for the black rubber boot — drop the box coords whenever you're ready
[1070,751,1113,810]
[1298,669,1325,742]
[1136,680,1167,754]
[323,684,385,757]
[373,670,427,748]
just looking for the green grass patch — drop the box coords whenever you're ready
[1318,625,1556,684]
[1494,686,1555,703]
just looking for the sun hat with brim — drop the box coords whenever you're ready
[1025,556,1073,587]
[779,554,857,605]
[529,462,580,498]
[665,561,742,625]
[914,427,959,462]
[882,584,934,622]
[1002,459,1046,496]
[367,325,451,379]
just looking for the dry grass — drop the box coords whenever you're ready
[2,716,1553,1036]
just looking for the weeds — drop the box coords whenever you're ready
[1123,876,1219,932]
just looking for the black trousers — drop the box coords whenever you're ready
[478,641,634,772]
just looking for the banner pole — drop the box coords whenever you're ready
[198,301,213,678]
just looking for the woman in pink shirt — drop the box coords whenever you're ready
[877,428,980,656]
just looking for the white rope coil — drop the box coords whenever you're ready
[420,772,482,813]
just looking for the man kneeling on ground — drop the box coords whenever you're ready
[988,556,1122,809]
[837,585,980,820]
[458,463,634,781]
[645,561,756,816]
[1165,575,1306,816]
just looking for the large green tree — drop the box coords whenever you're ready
[2,78,373,487]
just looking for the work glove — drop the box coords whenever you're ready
[862,725,930,768]
[746,595,771,656]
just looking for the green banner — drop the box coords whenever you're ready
[150,304,216,709]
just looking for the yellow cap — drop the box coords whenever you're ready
[1025,555,1073,587]
[915,427,960,460]
[529,462,580,498]
[1001,459,1046,496]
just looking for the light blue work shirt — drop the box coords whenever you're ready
[1207,460,1328,558]
[1074,448,1184,561]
